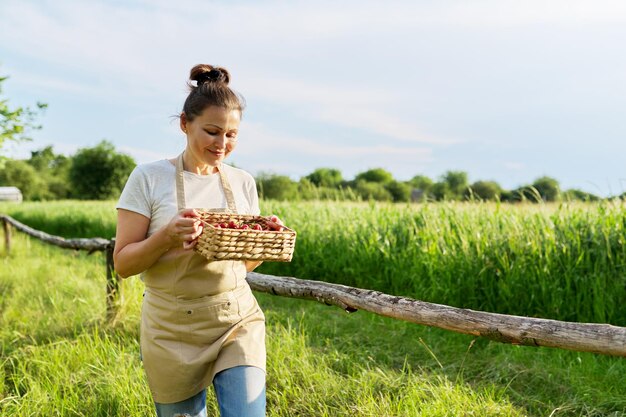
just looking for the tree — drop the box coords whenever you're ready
[440,170,469,199]
[69,140,135,200]
[354,168,394,184]
[384,180,412,202]
[465,180,502,201]
[305,168,343,188]
[0,72,47,156]
[508,185,543,203]
[256,173,298,200]
[0,159,47,200]
[562,189,600,202]
[27,145,71,199]
[532,176,560,202]
[409,175,433,192]
[431,181,451,201]
[354,180,393,201]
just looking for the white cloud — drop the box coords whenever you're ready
[233,121,434,181]
[242,76,456,145]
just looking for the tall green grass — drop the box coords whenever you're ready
[2,200,625,325]
[262,201,626,325]
[0,200,116,238]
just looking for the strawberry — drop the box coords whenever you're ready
[228,220,237,229]
[240,224,250,230]
[252,224,263,231]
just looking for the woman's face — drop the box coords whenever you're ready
[181,106,241,173]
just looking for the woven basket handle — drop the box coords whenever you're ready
[175,152,238,213]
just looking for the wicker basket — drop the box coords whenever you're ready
[194,212,296,262]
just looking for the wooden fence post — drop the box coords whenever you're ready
[2,217,11,255]
[105,239,121,321]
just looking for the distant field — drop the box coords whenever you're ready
[2,200,626,324]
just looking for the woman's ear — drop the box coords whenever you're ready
[180,113,188,133]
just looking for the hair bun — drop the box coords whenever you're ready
[194,66,230,86]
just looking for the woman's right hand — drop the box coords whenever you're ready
[165,208,204,250]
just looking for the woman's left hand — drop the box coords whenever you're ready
[266,215,284,231]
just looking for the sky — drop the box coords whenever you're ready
[1,0,625,196]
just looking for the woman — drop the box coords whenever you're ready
[114,64,279,417]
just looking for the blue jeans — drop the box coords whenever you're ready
[154,366,266,417]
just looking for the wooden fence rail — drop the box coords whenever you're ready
[2,214,626,357]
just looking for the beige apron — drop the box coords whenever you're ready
[140,153,266,404]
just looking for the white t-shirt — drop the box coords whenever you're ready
[116,159,260,237]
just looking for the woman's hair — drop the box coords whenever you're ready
[182,64,246,121]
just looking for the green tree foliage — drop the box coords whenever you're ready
[0,146,71,200]
[354,168,394,184]
[409,175,433,192]
[465,180,502,201]
[384,180,412,202]
[431,181,451,201]
[506,185,543,203]
[304,168,343,188]
[28,146,71,199]
[440,170,469,199]
[562,189,600,202]
[0,72,47,156]
[505,177,562,203]
[296,178,357,201]
[69,140,135,200]
[354,180,393,201]
[256,173,298,201]
[532,176,560,202]
[0,159,47,200]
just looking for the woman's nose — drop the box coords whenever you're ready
[214,135,227,147]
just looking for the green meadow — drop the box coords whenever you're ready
[1,200,625,416]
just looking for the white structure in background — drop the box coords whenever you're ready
[0,187,23,202]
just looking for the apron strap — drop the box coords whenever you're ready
[175,152,238,213]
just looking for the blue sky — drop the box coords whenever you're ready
[1,0,625,196]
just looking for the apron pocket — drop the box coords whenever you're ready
[180,300,239,346]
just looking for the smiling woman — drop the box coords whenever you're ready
[113,64,281,417]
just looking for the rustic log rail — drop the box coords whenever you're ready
[2,214,626,357]
[246,273,626,357]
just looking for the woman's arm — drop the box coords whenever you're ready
[245,260,263,272]
[113,208,203,278]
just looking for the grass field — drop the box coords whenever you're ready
[1,201,625,416]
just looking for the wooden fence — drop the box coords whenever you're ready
[2,214,626,357]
